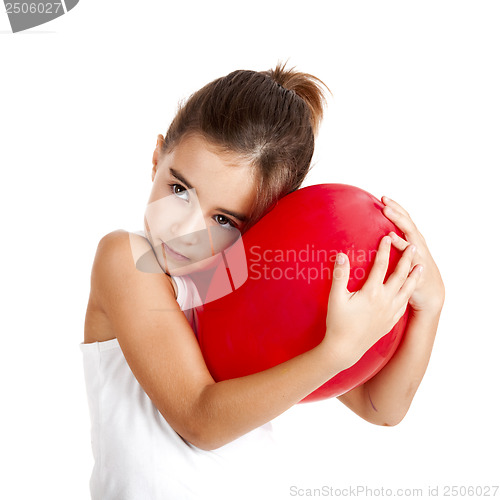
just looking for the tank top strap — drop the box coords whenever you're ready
[170,274,187,305]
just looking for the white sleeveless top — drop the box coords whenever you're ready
[80,234,277,500]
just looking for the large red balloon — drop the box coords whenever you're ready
[196,184,409,402]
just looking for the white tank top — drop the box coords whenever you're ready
[80,234,277,500]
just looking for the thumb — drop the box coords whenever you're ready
[330,252,350,300]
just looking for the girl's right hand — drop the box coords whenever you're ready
[324,235,423,368]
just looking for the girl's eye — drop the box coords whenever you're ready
[214,214,236,229]
[170,183,189,201]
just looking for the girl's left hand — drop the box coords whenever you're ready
[382,196,445,315]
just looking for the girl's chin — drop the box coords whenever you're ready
[167,254,221,276]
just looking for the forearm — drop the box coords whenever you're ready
[362,306,443,426]
[186,339,348,450]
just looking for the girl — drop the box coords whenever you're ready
[81,63,445,499]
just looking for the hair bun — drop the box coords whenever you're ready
[262,61,331,136]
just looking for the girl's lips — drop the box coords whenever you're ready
[162,241,190,262]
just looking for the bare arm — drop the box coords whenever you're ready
[92,230,420,450]
[338,196,445,426]
[337,306,442,426]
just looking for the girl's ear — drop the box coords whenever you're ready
[151,159,158,181]
[155,134,165,149]
[151,134,165,180]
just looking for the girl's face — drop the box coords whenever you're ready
[144,133,257,276]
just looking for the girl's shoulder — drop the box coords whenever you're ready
[93,229,177,299]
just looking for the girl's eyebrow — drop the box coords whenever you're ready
[169,167,248,223]
[170,167,193,189]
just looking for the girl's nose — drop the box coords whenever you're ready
[170,210,206,245]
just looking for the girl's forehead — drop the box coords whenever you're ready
[170,133,249,168]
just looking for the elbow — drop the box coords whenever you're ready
[189,440,223,452]
[173,412,230,451]
[181,426,227,451]
[159,386,235,452]
[378,419,402,427]
[176,387,235,451]
[373,411,407,427]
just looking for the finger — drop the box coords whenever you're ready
[384,243,417,293]
[388,231,411,252]
[395,264,423,306]
[389,229,429,266]
[329,252,351,301]
[363,235,392,290]
[382,205,419,239]
[382,196,410,218]
[381,197,418,233]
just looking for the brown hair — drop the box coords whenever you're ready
[159,61,331,230]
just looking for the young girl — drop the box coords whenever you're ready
[81,63,445,499]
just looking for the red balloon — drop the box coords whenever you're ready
[196,184,409,402]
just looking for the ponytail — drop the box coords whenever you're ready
[262,61,330,136]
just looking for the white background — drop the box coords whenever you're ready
[1,1,499,498]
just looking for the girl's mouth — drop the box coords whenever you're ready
[161,241,190,262]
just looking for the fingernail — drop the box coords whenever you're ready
[410,245,416,253]
[336,253,345,265]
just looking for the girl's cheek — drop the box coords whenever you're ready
[209,225,241,254]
